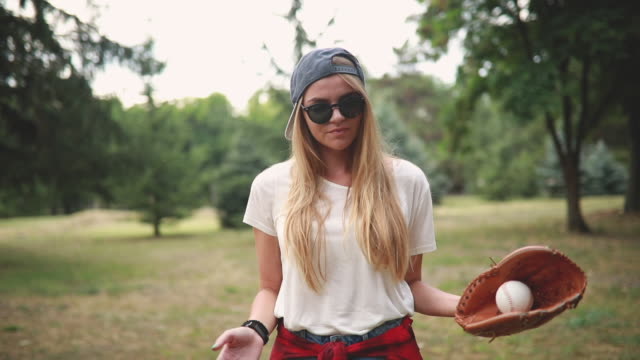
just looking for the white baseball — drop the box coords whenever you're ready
[495,280,534,313]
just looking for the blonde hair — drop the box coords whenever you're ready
[284,56,410,292]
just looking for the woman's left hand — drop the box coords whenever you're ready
[212,327,264,360]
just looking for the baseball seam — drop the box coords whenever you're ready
[503,285,514,312]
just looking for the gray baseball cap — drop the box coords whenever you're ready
[285,47,365,140]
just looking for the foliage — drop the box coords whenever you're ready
[178,93,238,204]
[0,0,162,216]
[111,103,204,236]
[413,0,638,232]
[211,128,271,228]
[244,87,291,163]
[582,141,628,196]
[262,0,336,76]
[461,96,545,200]
[211,88,290,228]
[369,73,460,200]
[0,181,51,217]
[538,140,628,197]
[369,73,452,148]
[373,96,449,204]
[536,144,565,198]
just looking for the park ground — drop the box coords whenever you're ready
[0,195,638,359]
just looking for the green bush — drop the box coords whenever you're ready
[537,140,627,197]
[474,144,541,200]
[211,89,289,229]
[212,172,256,229]
[582,141,627,195]
[460,97,545,200]
[210,121,285,228]
[375,99,450,204]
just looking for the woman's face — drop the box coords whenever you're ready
[301,74,362,154]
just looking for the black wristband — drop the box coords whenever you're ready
[242,320,269,345]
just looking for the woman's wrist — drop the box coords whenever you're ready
[242,320,269,345]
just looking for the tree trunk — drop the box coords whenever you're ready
[153,216,161,237]
[62,199,73,215]
[624,104,640,213]
[563,152,591,233]
[546,111,591,233]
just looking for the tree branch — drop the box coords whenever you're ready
[545,111,567,167]
[576,53,591,155]
[559,58,573,152]
[587,82,618,135]
[502,0,534,60]
[261,43,288,77]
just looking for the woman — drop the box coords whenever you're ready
[212,47,460,359]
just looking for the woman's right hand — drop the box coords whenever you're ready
[212,327,264,360]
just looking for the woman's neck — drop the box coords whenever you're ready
[320,148,353,187]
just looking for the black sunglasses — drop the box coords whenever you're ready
[301,93,365,124]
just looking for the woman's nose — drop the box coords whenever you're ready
[328,106,345,123]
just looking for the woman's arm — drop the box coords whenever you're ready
[212,228,282,358]
[405,254,460,317]
[249,227,283,332]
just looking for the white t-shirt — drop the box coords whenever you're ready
[243,158,436,335]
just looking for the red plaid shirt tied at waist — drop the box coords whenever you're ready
[270,316,423,360]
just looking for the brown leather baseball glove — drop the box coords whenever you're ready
[455,245,587,340]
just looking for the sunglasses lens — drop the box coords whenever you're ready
[339,96,364,118]
[307,105,332,124]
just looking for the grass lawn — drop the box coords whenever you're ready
[0,196,638,359]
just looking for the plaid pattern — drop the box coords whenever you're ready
[270,317,423,360]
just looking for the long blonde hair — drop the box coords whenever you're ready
[284,56,409,292]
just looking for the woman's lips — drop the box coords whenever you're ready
[329,127,349,134]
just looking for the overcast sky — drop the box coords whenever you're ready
[51,0,462,111]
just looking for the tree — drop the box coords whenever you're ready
[369,73,463,194]
[413,0,637,232]
[262,0,336,77]
[623,99,640,213]
[112,101,204,237]
[179,93,238,204]
[246,89,291,164]
[373,96,450,203]
[616,21,640,213]
[211,126,272,228]
[0,0,161,215]
[211,88,290,228]
[461,96,545,200]
[369,73,452,148]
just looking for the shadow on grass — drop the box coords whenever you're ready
[107,232,212,243]
[0,245,140,296]
[586,210,640,241]
[93,229,254,249]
